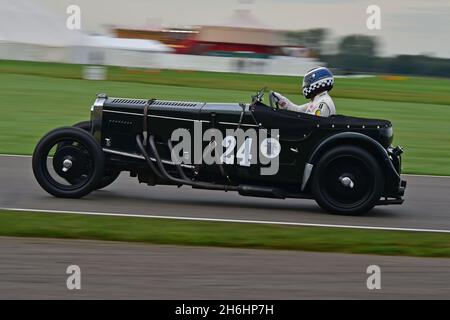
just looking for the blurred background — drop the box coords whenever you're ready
[0,0,449,174]
[1,0,450,75]
[2,1,450,300]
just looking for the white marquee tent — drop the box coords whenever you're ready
[0,0,319,76]
[0,0,172,66]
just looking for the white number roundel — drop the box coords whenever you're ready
[260,138,281,159]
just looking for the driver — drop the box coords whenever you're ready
[270,66,336,117]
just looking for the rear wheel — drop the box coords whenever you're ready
[311,145,384,215]
[32,127,105,198]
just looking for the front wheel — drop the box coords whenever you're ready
[56,120,120,190]
[72,121,120,189]
[311,145,384,215]
[32,127,105,198]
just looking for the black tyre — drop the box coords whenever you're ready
[311,145,384,215]
[73,120,91,131]
[56,120,120,190]
[32,127,105,198]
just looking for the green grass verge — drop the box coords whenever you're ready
[1,210,450,258]
[2,59,450,105]
[1,71,450,174]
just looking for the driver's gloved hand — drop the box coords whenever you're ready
[269,91,280,109]
[270,91,292,110]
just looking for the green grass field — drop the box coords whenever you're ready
[1,60,450,175]
[1,210,450,257]
[2,60,450,105]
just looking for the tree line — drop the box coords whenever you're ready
[286,29,450,78]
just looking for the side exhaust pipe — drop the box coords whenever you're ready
[136,134,291,199]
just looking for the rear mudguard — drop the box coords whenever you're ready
[301,132,401,191]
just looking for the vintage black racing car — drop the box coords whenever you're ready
[32,88,406,215]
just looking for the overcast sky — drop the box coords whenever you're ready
[39,0,450,58]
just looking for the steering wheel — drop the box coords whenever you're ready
[251,88,280,110]
[268,90,279,110]
[251,87,266,106]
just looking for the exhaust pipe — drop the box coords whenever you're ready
[137,134,288,199]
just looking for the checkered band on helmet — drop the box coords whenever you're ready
[302,67,334,99]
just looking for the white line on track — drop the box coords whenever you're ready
[1,207,450,234]
[403,174,450,179]
[1,154,449,179]
[0,154,32,158]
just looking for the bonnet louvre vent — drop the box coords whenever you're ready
[151,100,198,108]
[111,98,148,105]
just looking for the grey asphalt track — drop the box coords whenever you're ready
[1,155,450,230]
[1,237,449,299]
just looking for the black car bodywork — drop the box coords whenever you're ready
[32,90,406,215]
